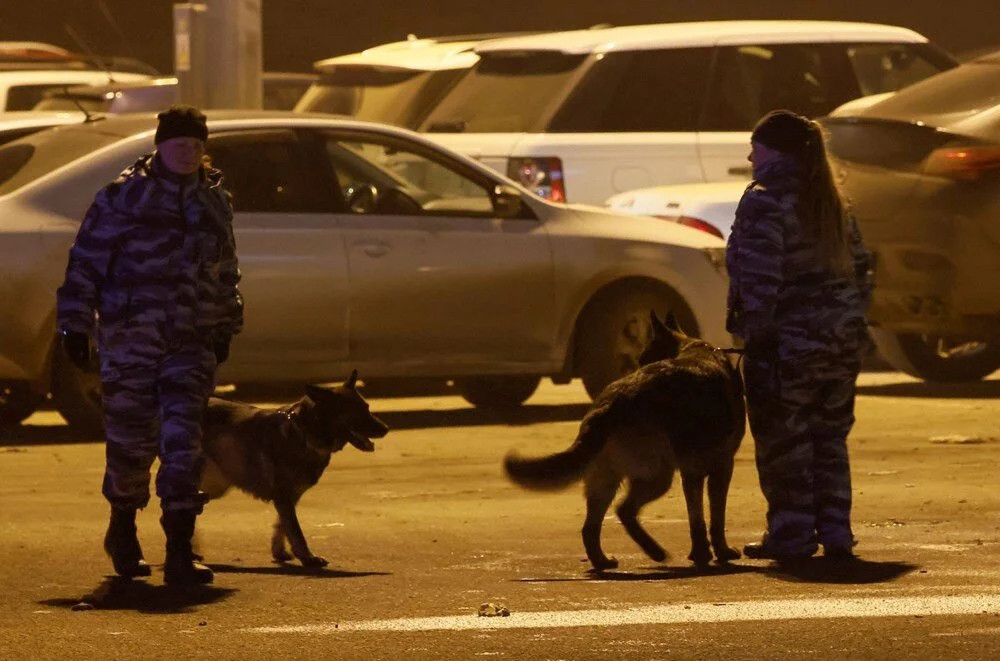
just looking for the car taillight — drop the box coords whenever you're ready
[924,145,1000,180]
[654,215,724,240]
[507,157,566,202]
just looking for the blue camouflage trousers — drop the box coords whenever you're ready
[99,337,216,512]
[744,349,860,555]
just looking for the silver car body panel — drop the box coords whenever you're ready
[0,114,728,386]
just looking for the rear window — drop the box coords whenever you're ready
[422,52,587,133]
[6,84,74,111]
[549,48,713,132]
[296,68,465,128]
[33,94,109,112]
[0,125,122,195]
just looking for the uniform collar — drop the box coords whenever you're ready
[752,153,801,188]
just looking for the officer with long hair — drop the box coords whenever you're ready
[726,110,873,560]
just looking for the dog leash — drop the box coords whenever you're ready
[716,346,746,371]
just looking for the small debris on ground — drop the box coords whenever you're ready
[71,602,95,611]
[478,602,510,617]
[930,435,995,445]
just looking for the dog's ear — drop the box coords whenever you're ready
[344,369,359,390]
[304,384,330,402]
[663,311,681,332]
[649,310,668,339]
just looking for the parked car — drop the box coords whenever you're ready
[419,20,956,204]
[0,112,729,430]
[820,50,1000,382]
[603,87,925,239]
[0,69,152,111]
[33,72,318,114]
[294,33,530,128]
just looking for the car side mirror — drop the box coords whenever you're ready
[491,184,525,219]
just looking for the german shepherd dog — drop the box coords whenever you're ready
[504,312,745,571]
[199,370,389,567]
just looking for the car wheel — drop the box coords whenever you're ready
[0,382,45,427]
[576,286,691,400]
[50,344,104,436]
[869,329,1000,382]
[457,376,540,409]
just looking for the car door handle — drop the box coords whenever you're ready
[727,166,752,177]
[355,240,390,258]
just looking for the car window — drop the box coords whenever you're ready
[322,132,495,217]
[844,43,952,96]
[549,48,713,132]
[702,44,853,131]
[421,52,587,133]
[296,68,466,129]
[6,84,73,110]
[207,129,332,213]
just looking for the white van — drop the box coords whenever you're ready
[419,21,956,204]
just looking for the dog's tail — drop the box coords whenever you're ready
[503,407,610,491]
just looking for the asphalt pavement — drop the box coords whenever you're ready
[2,372,1000,660]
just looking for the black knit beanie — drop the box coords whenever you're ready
[154,104,208,144]
[751,110,815,155]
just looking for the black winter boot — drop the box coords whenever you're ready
[104,507,152,578]
[161,509,214,585]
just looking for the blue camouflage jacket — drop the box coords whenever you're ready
[725,155,873,355]
[57,153,243,346]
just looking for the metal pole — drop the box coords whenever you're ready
[174,0,262,109]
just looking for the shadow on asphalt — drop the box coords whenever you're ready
[0,402,589,446]
[209,562,390,579]
[517,562,763,582]
[763,557,917,584]
[377,403,590,431]
[857,379,1000,399]
[40,577,237,614]
[0,424,97,447]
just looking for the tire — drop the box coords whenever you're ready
[576,285,693,400]
[50,345,105,437]
[869,329,1000,382]
[0,382,45,427]
[457,375,541,409]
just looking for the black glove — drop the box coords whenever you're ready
[60,331,93,371]
[213,339,230,365]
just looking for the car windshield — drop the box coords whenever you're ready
[295,67,465,129]
[0,124,124,195]
[421,51,587,133]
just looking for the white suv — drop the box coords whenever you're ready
[295,35,496,129]
[420,21,955,204]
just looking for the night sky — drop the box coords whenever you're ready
[1,1,995,75]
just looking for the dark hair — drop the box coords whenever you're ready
[753,110,853,278]
[798,121,853,278]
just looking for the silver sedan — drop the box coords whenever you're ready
[0,112,729,431]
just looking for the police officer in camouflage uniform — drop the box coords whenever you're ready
[726,110,873,561]
[57,105,243,585]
